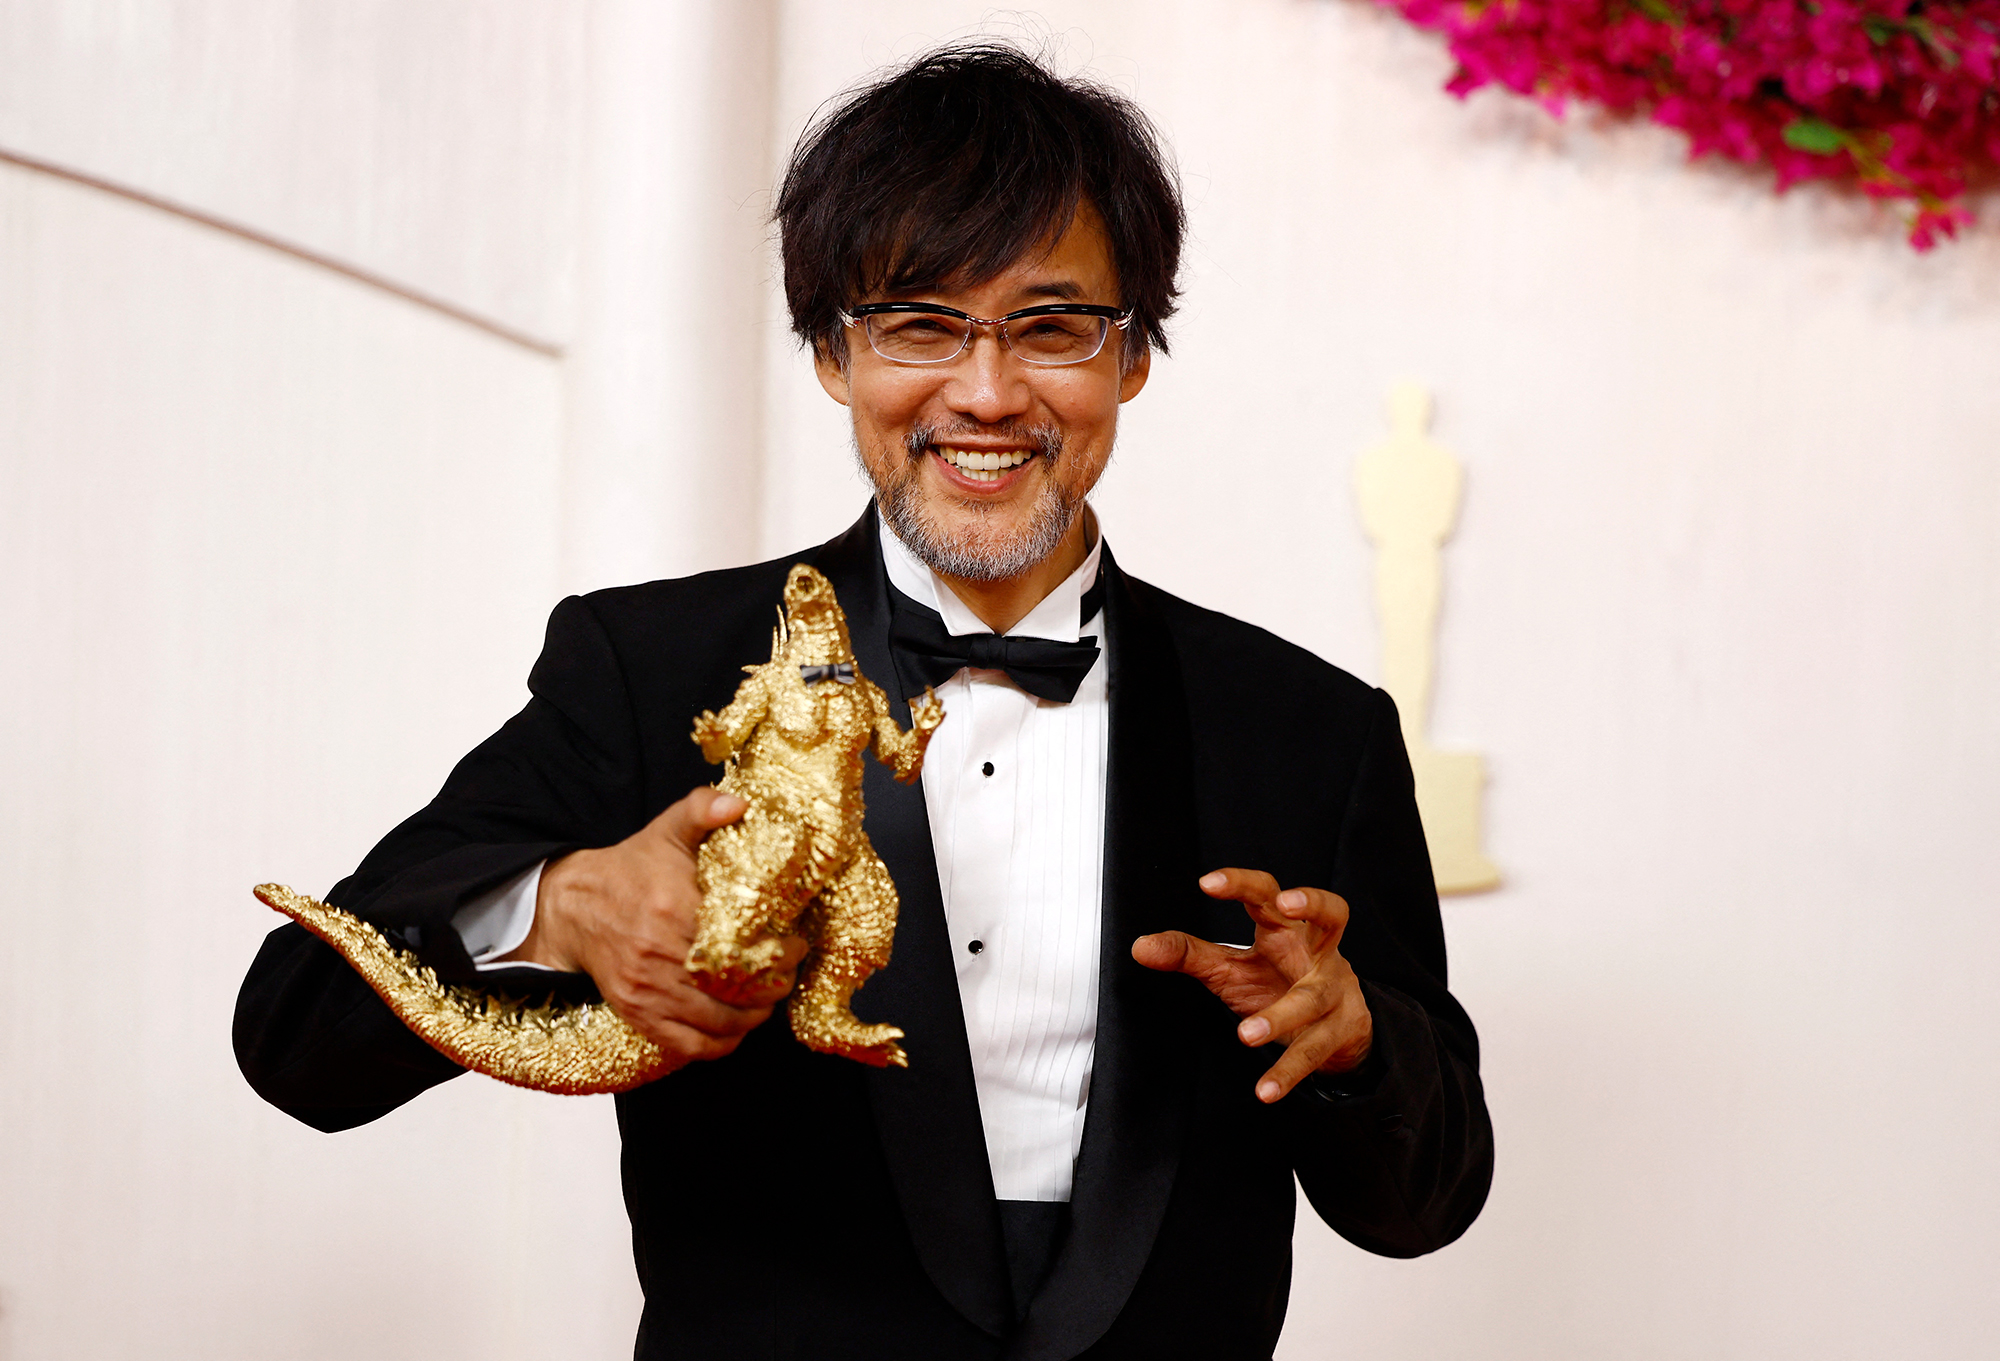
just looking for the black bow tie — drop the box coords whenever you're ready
[888,574,1106,704]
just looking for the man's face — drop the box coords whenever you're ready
[815,204,1151,583]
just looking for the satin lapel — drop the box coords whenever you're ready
[1007,550,1210,1361]
[812,509,1014,1338]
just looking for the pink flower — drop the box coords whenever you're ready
[1376,0,2000,246]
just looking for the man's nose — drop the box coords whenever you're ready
[941,330,1032,424]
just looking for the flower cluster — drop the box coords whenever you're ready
[1380,0,2000,247]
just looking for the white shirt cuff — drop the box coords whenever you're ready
[450,861,558,972]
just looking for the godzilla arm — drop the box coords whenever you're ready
[693,667,772,764]
[867,683,944,784]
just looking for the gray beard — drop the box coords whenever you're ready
[865,421,1082,583]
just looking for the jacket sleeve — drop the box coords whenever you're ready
[233,594,652,1131]
[1279,688,1495,1257]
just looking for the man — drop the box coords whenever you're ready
[236,43,1492,1361]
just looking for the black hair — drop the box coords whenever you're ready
[775,43,1185,362]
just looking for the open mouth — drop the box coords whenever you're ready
[932,445,1036,485]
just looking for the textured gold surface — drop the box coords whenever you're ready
[250,565,935,1090]
[254,882,667,1094]
[688,563,943,1068]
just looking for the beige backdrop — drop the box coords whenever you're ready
[4,2,1998,1358]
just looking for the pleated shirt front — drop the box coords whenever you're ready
[879,515,1108,1204]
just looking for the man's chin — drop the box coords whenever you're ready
[879,479,1080,584]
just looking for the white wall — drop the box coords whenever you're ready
[0,0,585,345]
[0,158,642,1358]
[4,2,1997,1358]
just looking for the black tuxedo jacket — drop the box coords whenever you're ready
[235,509,1493,1361]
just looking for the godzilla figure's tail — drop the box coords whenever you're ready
[254,883,668,1095]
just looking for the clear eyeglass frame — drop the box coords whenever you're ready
[839,302,1133,367]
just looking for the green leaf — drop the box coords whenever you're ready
[1782,117,1848,155]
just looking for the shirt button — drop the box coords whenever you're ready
[981,761,994,777]
[967,939,985,955]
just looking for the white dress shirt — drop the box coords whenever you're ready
[878,513,1108,1203]
[453,512,1111,1202]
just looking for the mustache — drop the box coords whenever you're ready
[903,420,1063,464]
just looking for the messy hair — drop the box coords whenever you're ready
[775,43,1186,364]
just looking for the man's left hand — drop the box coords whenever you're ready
[1132,868,1374,1104]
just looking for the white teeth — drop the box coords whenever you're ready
[940,446,1031,477]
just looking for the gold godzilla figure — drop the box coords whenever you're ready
[253,881,669,1094]
[687,563,943,1069]
[255,563,940,1091]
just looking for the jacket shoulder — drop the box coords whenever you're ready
[571,552,809,638]
[521,551,820,751]
[1125,574,1380,714]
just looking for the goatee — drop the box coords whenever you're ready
[866,421,1080,583]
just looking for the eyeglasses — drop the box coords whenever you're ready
[840,302,1132,367]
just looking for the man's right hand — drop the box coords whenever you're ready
[501,786,805,1073]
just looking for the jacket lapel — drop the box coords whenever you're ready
[1006,549,1208,1361]
[812,509,1015,1338]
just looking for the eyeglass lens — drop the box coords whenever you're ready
[864,311,1109,366]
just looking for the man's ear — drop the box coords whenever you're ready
[1118,343,1152,403]
[813,343,852,406]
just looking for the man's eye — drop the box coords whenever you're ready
[1019,316,1096,342]
[879,315,955,336]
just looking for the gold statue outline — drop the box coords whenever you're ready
[1356,383,1500,895]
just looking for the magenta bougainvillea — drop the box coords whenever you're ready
[1380,0,2000,247]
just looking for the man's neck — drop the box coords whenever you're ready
[934,510,1096,634]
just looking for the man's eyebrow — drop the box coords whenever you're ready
[879,277,1088,305]
[1012,279,1085,302]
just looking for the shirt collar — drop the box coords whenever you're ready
[877,506,1105,642]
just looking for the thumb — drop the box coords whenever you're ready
[653,785,748,855]
[1132,930,1207,975]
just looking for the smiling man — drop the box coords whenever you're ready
[816,199,1141,629]
[236,43,1492,1361]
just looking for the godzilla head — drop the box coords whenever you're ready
[781,564,855,665]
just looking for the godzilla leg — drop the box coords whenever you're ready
[688,806,813,1003]
[788,836,906,1068]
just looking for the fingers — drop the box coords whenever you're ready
[1254,1011,1374,1104]
[1237,958,1373,1103]
[1199,867,1279,910]
[699,935,810,1009]
[1236,927,1364,1044]
[652,785,748,857]
[1199,870,1350,939]
[1131,930,1244,980]
[542,788,790,1074]
[1200,867,1301,935]
[1235,967,1343,1050]
[631,1015,755,1068]
[1272,886,1350,940]
[603,963,783,1046]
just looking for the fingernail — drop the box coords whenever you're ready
[715,793,745,814]
[1257,1080,1281,1103]
[1200,872,1225,890]
[1240,1018,1270,1044]
[1277,890,1306,911]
